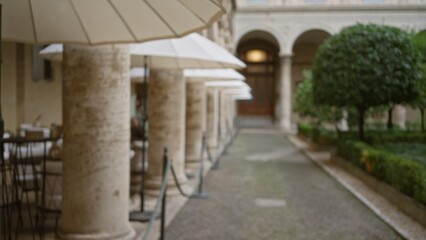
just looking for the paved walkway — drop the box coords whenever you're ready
[166,129,403,240]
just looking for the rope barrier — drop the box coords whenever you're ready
[142,147,172,240]
[170,164,193,198]
[169,133,211,198]
[140,123,244,239]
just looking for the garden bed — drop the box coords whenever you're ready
[297,123,426,206]
[375,142,426,167]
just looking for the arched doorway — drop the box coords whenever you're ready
[291,29,331,122]
[237,31,280,120]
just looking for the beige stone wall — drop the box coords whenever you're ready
[2,43,62,134]
[22,54,62,127]
[2,42,18,133]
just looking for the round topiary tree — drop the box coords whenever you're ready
[410,31,426,131]
[312,23,422,140]
[295,70,342,129]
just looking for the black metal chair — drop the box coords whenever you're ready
[1,153,21,240]
[37,157,62,239]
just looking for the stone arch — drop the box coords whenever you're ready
[286,24,336,54]
[290,28,333,124]
[236,30,281,119]
[235,24,284,54]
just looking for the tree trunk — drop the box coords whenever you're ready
[387,106,394,130]
[334,123,342,138]
[358,107,366,141]
[420,108,425,132]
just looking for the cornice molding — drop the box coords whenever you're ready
[237,5,426,13]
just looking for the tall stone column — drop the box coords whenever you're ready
[276,54,292,131]
[185,79,206,169]
[206,88,219,155]
[228,98,236,131]
[225,95,233,135]
[219,90,228,145]
[393,105,407,129]
[146,70,187,194]
[59,45,135,240]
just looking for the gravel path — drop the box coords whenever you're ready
[165,130,403,240]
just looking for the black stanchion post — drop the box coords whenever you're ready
[160,147,168,240]
[129,57,154,222]
[190,133,208,199]
[141,56,148,212]
[0,6,5,238]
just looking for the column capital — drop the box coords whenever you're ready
[279,53,293,60]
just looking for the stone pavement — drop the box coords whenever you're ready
[165,129,403,240]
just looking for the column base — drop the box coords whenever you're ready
[207,146,218,161]
[57,225,135,240]
[276,120,292,132]
[185,155,201,170]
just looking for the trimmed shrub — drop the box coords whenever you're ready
[297,123,336,146]
[337,140,426,205]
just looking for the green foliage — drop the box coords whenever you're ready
[410,31,426,130]
[337,140,426,205]
[365,131,426,145]
[297,123,338,146]
[375,142,426,167]
[313,23,421,108]
[413,31,426,59]
[312,23,422,139]
[294,70,341,126]
[300,121,426,204]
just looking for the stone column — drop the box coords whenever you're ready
[276,54,292,131]
[225,95,233,136]
[206,88,219,155]
[146,70,187,194]
[185,79,206,169]
[59,45,134,240]
[229,98,236,131]
[393,105,407,129]
[219,90,228,145]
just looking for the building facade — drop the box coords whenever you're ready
[234,0,426,130]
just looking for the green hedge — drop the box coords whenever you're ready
[365,131,426,145]
[337,140,426,205]
[297,123,337,146]
[298,123,426,204]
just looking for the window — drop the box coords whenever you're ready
[247,0,268,6]
[246,49,267,63]
[32,45,52,81]
[362,0,385,3]
[305,0,326,4]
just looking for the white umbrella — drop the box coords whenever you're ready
[223,88,251,94]
[205,80,250,89]
[130,67,148,81]
[38,44,62,61]
[40,36,246,70]
[130,33,246,69]
[2,0,225,45]
[184,69,245,81]
[2,0,226,225]
[232,94,253,100]
[35,47,145,81]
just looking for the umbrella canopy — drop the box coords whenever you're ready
[40,34,246,69]
[232,94,253,100]
[2,0,225,45]
[130,33,246,69]
[130,68,148,80]
[223,88,251,95]
[183,69,245,81]
[205,80,250,89]
[38,44,62,61]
